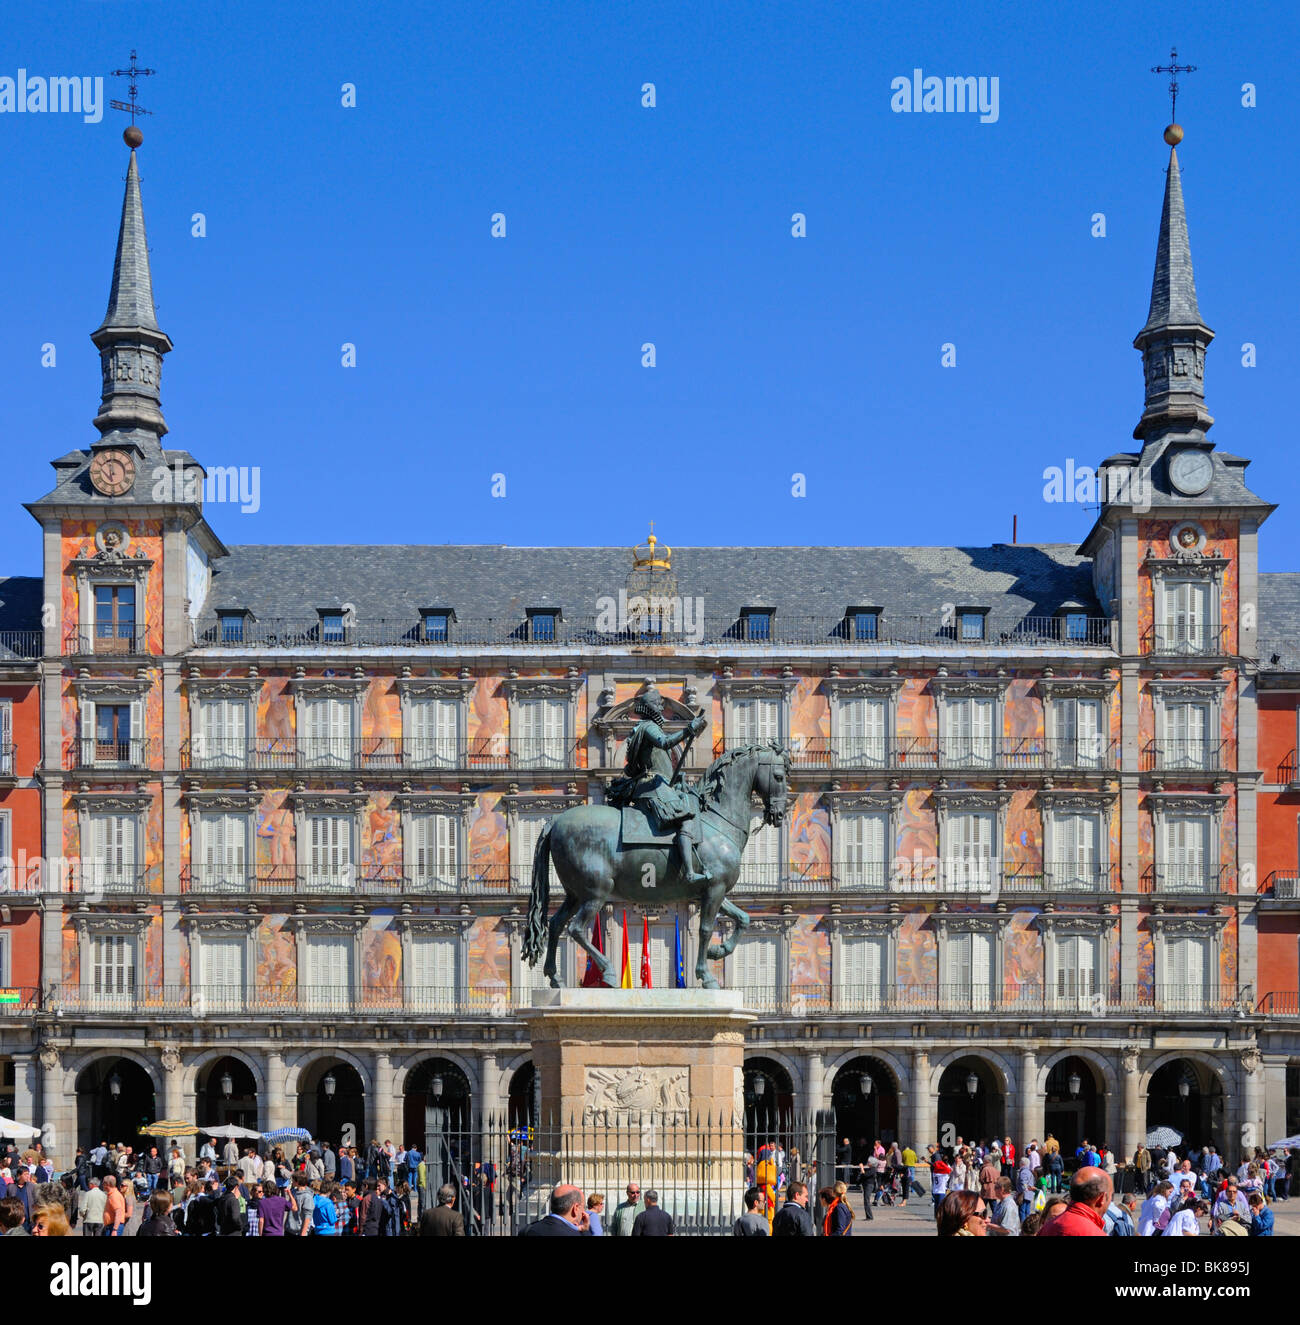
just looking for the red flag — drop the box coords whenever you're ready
[581,914,606,987]
[619,910,632,988]
[640,913,653,988]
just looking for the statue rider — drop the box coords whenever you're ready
[608,684,711,885]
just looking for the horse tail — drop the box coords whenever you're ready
[522,823,552,965]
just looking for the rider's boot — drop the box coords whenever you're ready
[676,831,712,886]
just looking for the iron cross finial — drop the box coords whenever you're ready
[110,48,156,124]
[1151,45,1196,123]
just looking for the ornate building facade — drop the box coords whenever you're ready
[2,125,1297,1161]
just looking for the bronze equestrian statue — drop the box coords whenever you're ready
[522,691,790,989]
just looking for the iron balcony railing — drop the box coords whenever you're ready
[778,735,1117,772]
[52,984,514,1018]
[732,862,1123,895]
[179,736,584,773]
[1145,865,1235,895]
[64,625,151,656]
[75,737,153,770]
[1140,740,1228,773]
[1265,873,1300,900]
[0,744,14,777]
[1277,751,1299,786]
[1142,625,1231,657]
[192,613,1115,651]
[56,864,151,895]
[179,863,523,896]
[1009,862,1120,893]
[39,981,1268,1020]
[0,631,42,660]
[0,987,40,1015]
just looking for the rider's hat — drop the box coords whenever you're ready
[632,683,665,718]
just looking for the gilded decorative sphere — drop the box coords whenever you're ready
[1164,123,1184,146]
[123,125,144,148]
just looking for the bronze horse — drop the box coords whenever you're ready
[522,742,791,988]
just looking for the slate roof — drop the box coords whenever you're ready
[1139,146,1208,337]
[199,542,1100,627]
[1259,573,1300,668]
[97,150,160,335]
[0,576,41,631]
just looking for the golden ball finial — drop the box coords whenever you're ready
[123,125,144,148]
[1164,123,1183,146]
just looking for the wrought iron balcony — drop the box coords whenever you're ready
[0,630,42,660]
[192,613,1115,651]
[731,982,1247,1018]
[1264,873,1300,901]
[0,744,15,779]
[179,736,585,774]
[766,736,1117,773]
[1140,740,1227,773]
[56,863,151,895]
[50,983,516,1019]
[179,863,522,897]
[1145,865,1234,895]
[75,737,153,771]
[1142,625,1231,657]
[1008,862,1120,893]
[64,626,152,657]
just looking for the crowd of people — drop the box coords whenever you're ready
[0,1128,1290,1237]
[0,1134,495,1237]
[921,1134,1288,1237]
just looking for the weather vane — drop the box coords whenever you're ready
[1151,45,1196,124]
[110,48,155,145]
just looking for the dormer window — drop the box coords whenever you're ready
[1062,612,1090,641]
[421,608,455,643]
[526,609,559,643]
[317,608,348,644]
[216,609,251,644]
[846,607,879,641]
[956,608,987,641]
[741,608,772,642]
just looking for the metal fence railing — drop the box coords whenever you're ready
[328,1111,839,1236]
[190,614,1115,652]
[179,736,585,773]
[46,981,1256,1020]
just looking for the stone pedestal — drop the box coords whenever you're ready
[518,989,754,1228]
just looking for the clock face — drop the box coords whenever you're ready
[1169,448,1213,496]
[89,449,136,497]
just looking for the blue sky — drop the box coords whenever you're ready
[2,1,1295,570]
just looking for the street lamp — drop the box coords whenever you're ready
[219,1070,233,1099]
[753,1075,767,1099]
[859,1073,873,1098]
[1178,1078,1190,1100]
[108,1071,121,1100]
[431,1074,444,1102]
[965,1072,979,1098]
[323,1072,337,1100]
[1067,1071,1081,1100]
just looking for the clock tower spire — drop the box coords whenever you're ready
[1132,122,1214,446]
[91,124,172,448]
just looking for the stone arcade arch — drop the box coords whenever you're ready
[933,1052,1013,1148]
[75,1053,159,1148]
[830,1055,902,1152]
[294,1055,368,1149]
[1144,1054,1228,1154]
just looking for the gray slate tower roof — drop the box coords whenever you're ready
[89,146,173,444]
[95,149,161,335]
[1132,143,1215,442]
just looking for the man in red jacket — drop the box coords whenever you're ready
[1038,1166,1111,1236]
